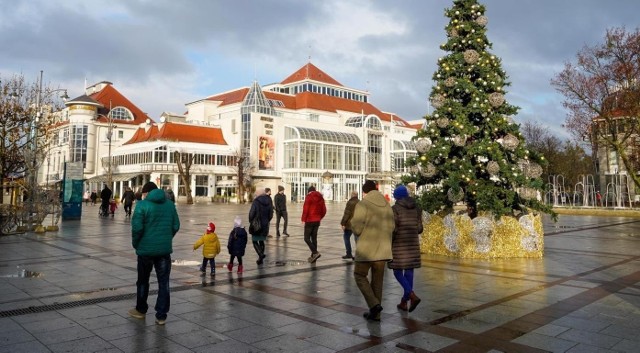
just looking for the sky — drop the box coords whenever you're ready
[1,0,638,139]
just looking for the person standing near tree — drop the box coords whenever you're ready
[301,185,326,263]
[274,185,289,237]
[128,182,180,326]
[389,185,423,312]
[340,190,359,260]
[350,180,394,322]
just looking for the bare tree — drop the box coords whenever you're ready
[551,27,640,190]
[1,74,60,204]
[174,150,194,204]
[230,149,256,204]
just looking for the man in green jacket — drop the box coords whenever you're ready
[128,182,180,325]
[350,180,394,321]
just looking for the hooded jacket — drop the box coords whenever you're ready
[193,232,221,259]
[301,191,326,223]
[388,196,423,269]
[131,188,180,256]
[340,195,359,230]
[351,190,394,262]
[228,226,248,256]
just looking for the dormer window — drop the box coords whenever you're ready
[110,106,134,121]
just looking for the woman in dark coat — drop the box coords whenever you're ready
[248,187,273,265]
[389,185,424,312]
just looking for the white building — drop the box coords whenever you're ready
[42,63,421,202]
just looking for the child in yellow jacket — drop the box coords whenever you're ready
[194,222,221,276]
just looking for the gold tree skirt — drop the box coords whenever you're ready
[421,213,544,258]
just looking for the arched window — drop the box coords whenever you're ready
[110,106,134,121]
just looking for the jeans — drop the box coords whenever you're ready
[393,268,414,301]
[304,222,320,254]
[354,261,386,312]
[200,257,216,273]
[136,254,171,320]
[343,229,353,256]
[276,211,288,235]
[124,203,132,215]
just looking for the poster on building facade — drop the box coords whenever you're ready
[258,136,275,170]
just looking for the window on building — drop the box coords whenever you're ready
[110,106,134,121]
[308,113,319,122]
[195,175,208,196]
[69,125,88,167]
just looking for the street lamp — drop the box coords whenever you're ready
[97,102,116,188]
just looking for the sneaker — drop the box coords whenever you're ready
[210,271,215,276]
[342,254,353,260]
[128,308,145,319]
[155,318,166,325]
[363,304,383,321]
[283,232,290,236]
[310,253,321,263]
[267,234,273,238]
[307,255,314,263]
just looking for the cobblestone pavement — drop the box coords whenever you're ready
[0,201,639,352]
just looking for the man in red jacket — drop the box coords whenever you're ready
[301,185,327,263]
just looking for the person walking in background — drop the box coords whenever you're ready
[193,222,221,276]
[274,185,289,237]
[389,185,423,312]
[100,185,112,216]
[248,187,273,265]
[129,182,180,326]
[90,190,98,205]
[109,198,118,217]
[350,180,394,321]
[265,188,275,237]
[165,187,175,203]
[340,190,359,260]
[122,186,136,217]
[227,216,248,274]
[83,190,91,205]
[301,185,326,263]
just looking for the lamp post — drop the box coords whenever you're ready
[27,71,68,231]
[97,103,116,189]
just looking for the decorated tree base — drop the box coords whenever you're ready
[421,212,544,258]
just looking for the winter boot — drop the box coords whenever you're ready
[227,263,233,272]
[408,292,421,312]
[237,265,243,274]
[397,298,408,311]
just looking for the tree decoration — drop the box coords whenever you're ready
[436,117,450,128]
[475,15,488,26]
[452,134,467,146]
[415,137,433,153]
[464,49,480,64]
[487,160,500,175]
[430,94,446,108]
[500,133,519,150]
[447,188,464,202]
[444,77,456,87]
[471,217,492,253]
[421,163,437,177]
[488,92,505,107]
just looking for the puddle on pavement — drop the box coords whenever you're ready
[171,259,201,266]
[270,260,307,266]
[0,267,43,278]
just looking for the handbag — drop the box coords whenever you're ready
[249,203,262,234]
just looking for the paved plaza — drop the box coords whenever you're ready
[0,201,639,353]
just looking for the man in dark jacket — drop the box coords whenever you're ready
[301,185,326,263]
[121,186,136,217]
[274,185,289,237]
[340,190,359,260]
[100,185,112,216]
[248,188,273,265]
[128,182,180,325]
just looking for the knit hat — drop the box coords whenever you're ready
[206,222,215,233]
[141,181,158,194]
[393,185,409,200]
[362,180,377,193]
[278,185,284,192]
[233,216,242,227]
[308,185,316,193]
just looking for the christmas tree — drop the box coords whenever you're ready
[405,0,554,220]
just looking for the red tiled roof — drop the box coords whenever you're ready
[89,84,151,125]
[205,88,249,105]
[124,122,227,145]
[281,63,343,86]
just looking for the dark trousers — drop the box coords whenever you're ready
[136,254,171,320]
[275,211,288,235]
[252,241,265,259]
[343,229,354,256]
[304,222,320,254]
[124,202,132,216]
[229,255,243,265]
[200,257,216,273]
[354,261,386,314]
